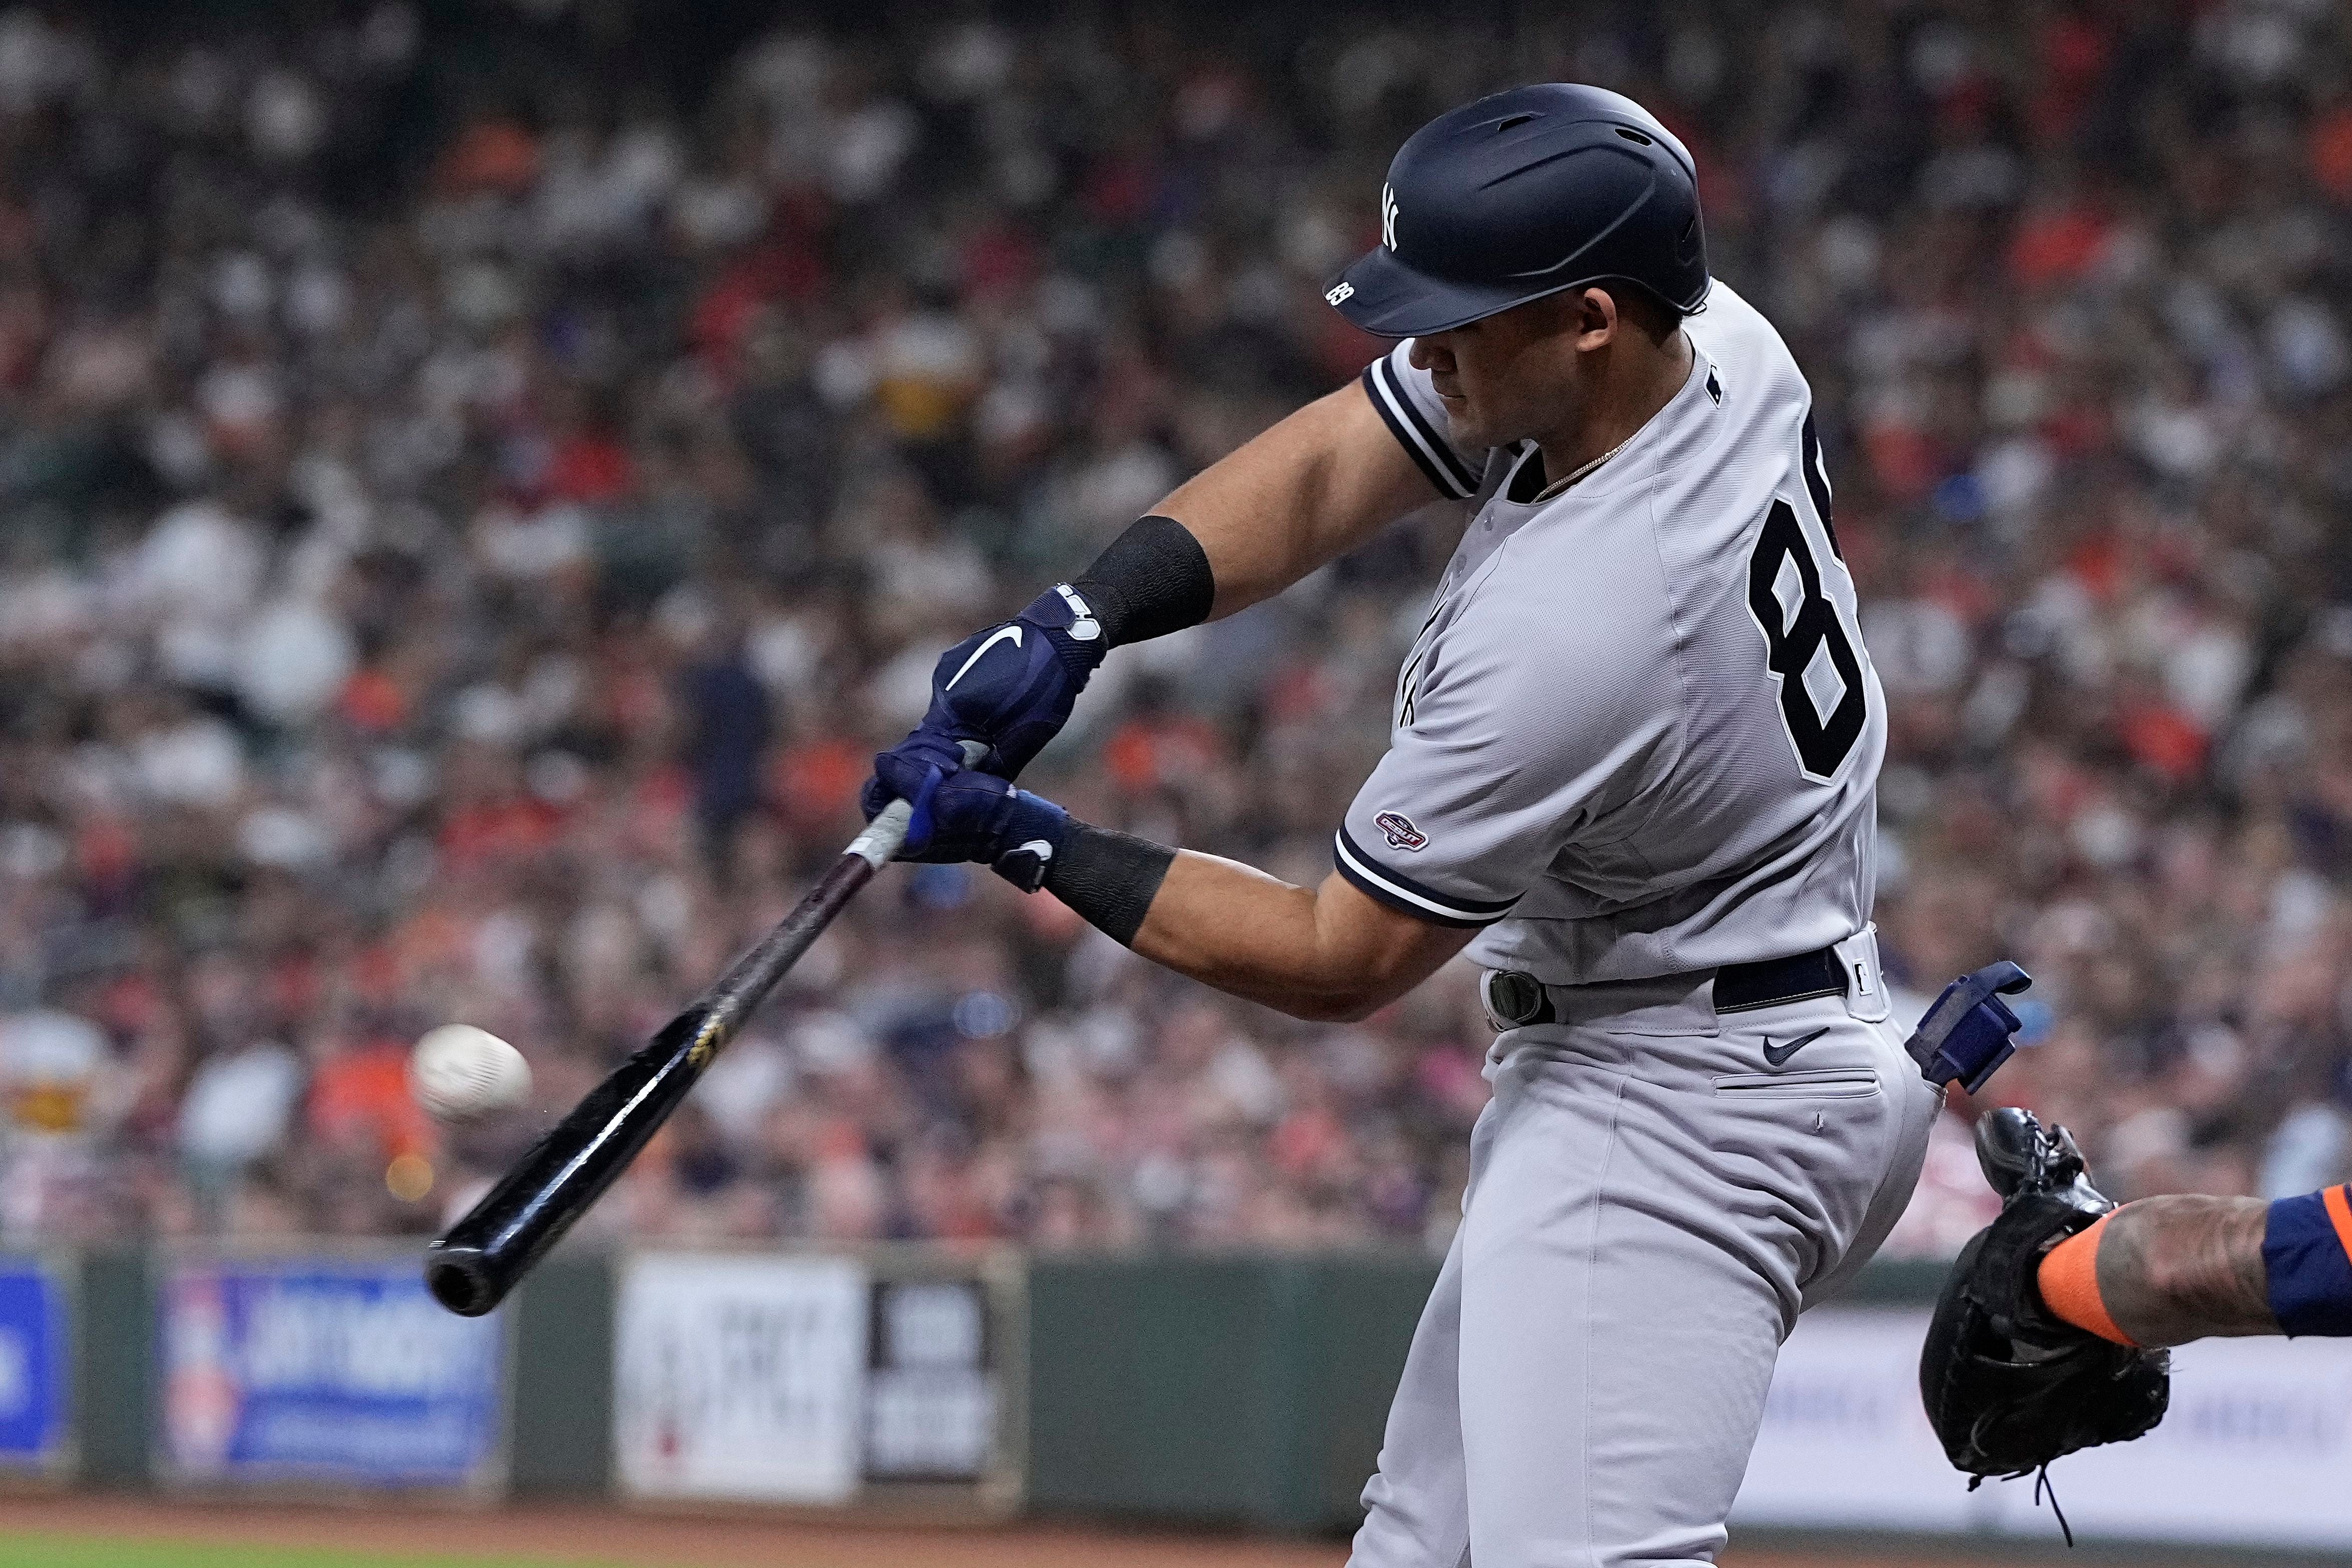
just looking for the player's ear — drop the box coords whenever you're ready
[1569,286,1619,351]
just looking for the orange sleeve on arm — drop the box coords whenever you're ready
[2035,1211,2138,1347]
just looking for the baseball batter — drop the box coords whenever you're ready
[863,84,1940,1566]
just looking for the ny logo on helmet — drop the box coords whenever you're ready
[1382,183,1399,250]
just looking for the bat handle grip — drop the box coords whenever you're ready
[844,738,992,868]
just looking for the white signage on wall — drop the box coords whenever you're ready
[614,1253,869,1504]
[1735,1306,2352,1549]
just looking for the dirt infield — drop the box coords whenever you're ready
[0,1494,2316,1568]
[7,1496,1336,1568]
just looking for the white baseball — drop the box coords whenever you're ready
[409,1025,532,1123]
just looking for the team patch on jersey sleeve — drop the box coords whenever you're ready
[1334,826,1518,928]
[1362,354,1479,500]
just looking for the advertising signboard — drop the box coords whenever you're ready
[0,1257,68,1474]
[156,1255,505,1490]
[1735,1305,2352,1548]
[866,1277,997,1482]
[614,1253,869,1503]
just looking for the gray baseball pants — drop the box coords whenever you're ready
[1348,949,1940,1568]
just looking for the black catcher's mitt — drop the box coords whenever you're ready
[1919,1107,2171,1483]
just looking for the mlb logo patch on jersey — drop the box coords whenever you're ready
[1375,812,1428,851]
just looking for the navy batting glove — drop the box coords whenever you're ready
[861,726,967,824]
[896,764,1072,893]
[863,583,1107,821]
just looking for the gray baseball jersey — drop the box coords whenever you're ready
[1342,281,1884,984]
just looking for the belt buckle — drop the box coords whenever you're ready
[1481,969,1552,1031]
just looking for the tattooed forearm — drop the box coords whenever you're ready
[2096,1196,2278,1348]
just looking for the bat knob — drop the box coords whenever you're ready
[424,1244,500,1317]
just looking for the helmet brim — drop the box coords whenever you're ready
[1325,244,1546,338]
[1328,244,1711,338]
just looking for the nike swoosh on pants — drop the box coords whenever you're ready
[1761,1026,1832,1068]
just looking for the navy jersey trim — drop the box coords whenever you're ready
[2264,1186,2352,1337]
[1362,356,1479,499]
[1502,443,1547,504]
[1333,827,1519,928]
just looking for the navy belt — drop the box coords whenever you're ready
[1482,946,1847,1030]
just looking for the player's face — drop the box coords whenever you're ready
[1408,291,1608,449]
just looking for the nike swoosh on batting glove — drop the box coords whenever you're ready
[928,585,1107,769]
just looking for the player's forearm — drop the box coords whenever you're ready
[2095,1196,2278,1346]
[1125,853,1463,1022]
[1127,853,1363,1019]
[956,807,1468,1022]
[1155,381,1434,619]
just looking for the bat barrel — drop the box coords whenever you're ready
[425,1246,496,1316]
[420,796,926,1316]
[423,1004,713,1317]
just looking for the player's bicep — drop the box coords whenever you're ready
[1311,869,1479,1009]
[1296,375,1449,539]
[1158,375,1449,619]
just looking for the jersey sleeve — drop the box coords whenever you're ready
[1360,341,1485,501]
[1334,580,1679,927]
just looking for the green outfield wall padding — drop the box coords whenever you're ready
[1025,1252,1440,1533]
[1024,1251,1945,1532]
[1290,1254,1447,1527]
[1829,1257,1950,1304]
[74,1247,151,1489]
[49,1243,1940,1515]
[505,1252,615,1496]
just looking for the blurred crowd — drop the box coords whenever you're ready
[3,0,2351,1257]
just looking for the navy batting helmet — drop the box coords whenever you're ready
[1325,84,1709,338]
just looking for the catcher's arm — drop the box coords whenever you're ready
[2054,1195,2277,1348]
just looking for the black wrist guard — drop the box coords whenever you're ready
[1039,822,1175,946]
[1068,514,1215,648]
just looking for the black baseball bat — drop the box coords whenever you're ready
[423,750,971,1317]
